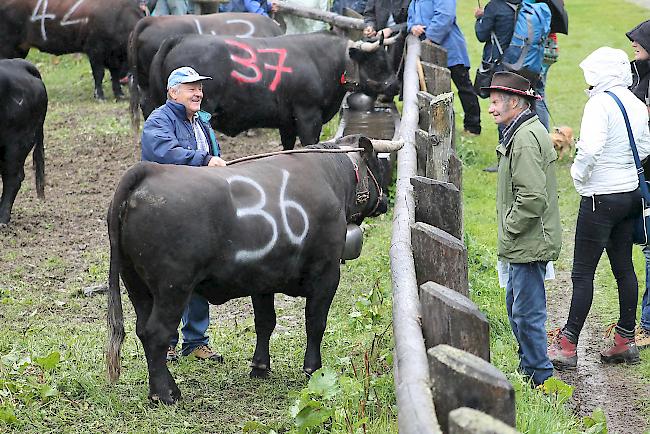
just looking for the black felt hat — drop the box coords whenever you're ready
[481,71,541,100]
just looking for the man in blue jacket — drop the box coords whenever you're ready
[141,66,226,362]
[219,0,278,16]
[408,0,481,135]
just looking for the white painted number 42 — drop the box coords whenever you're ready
[31,0,89,41]
[228,170,309,262]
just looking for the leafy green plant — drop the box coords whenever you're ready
[582,408,608,434]
[0,351,61,426]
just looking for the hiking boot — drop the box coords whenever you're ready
[190,345,224,362]
[166,346,179,363]
[600,328,640,365]
[547,329,577,370]
[636,326,650,350]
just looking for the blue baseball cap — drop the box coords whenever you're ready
[166,67,212,90]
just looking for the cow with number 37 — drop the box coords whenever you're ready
[140,32,400,151]
[105,135,403,404]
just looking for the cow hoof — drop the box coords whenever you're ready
[303,367,319,378]
[249,366,271,379]
[149,393,177,405]
[170,388,182,402]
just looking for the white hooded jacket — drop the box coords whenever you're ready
[571,47,650,196]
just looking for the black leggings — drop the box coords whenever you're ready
[564,190,641,341]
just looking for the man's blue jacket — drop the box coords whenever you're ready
[407,0,470,68]
[219,0,271,16]
[141,100,220,166]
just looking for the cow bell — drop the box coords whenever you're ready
[342,223,364,261]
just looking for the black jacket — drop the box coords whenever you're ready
[628,20,650,107]
[474,0,521,64]
[362,0,410,33]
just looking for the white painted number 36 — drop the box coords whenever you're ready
[228,170,309,262]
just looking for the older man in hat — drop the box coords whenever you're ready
[141,66,226,362]
[484,71,562,387]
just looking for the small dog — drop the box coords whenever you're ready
[550,126,574,160]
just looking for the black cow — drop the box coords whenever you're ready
[0,59,48,226]
[105,135,402,404]
[139,32,399,150]
[0,0,143,100]
[129,13,283,131]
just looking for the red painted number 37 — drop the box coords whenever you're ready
[225,39,293,92]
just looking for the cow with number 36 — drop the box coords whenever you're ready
[105,134,403,404]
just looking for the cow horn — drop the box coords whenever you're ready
[383,35,398,46]
[371,139,404,153]
[356,39,380,52]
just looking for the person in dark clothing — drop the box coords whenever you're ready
[332,0,367,15]
[363,0,410,81]
[363,0,410,38]
[627,19,650,350]
[408,0,481,135]
[474,0,520,70]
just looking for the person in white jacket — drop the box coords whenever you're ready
[548,47,650,369]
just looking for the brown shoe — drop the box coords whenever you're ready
[166,346,179,363]
[636,326,650,350]
[190,345,224,362]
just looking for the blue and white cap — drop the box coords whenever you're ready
[166,67,212,90]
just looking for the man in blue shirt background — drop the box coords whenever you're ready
[141,67,226,362]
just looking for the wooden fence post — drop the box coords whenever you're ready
[411,222,468,296]
[411,176,462,240]
[449,408,520,434]
[428,345,516,432]
[419,282,490,361]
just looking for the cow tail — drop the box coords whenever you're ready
[33,120,45,199]
[128,20,145,136]
[105,163,147,384]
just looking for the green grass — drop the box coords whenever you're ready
[457,0,650,431]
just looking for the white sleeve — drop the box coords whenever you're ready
[571,98,609,186]
[636,118,650,162]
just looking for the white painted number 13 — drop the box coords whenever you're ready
[228,170,309,262]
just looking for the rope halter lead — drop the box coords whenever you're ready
[226,147,383,218]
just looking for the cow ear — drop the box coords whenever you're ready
[358,136,373,155]
[348,47,365,62]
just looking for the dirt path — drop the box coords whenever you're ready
[547,271,650,433]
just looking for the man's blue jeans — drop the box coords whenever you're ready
[641,246,650,331]
[505,261,553,386]
[169,293,210,356]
